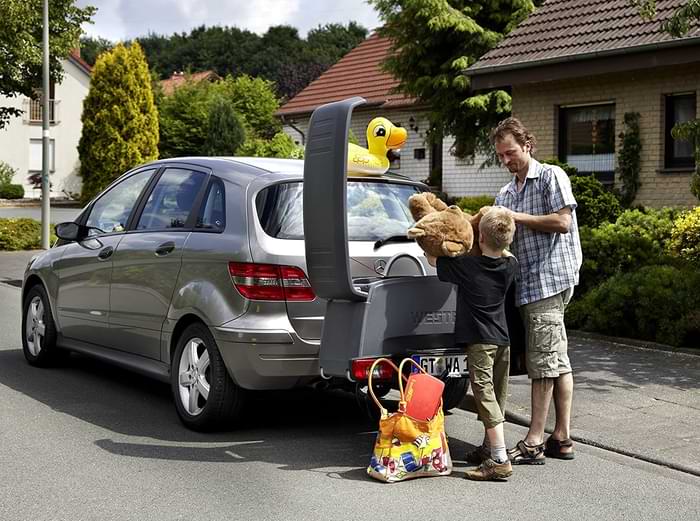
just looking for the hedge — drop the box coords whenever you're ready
[567,264,700,347]
[0,184,25,199]
[0,218,56,251]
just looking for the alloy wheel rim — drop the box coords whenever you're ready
[25,296,45,357]
[177,337,210,416]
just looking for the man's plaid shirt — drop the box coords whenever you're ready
[495,158,582,306]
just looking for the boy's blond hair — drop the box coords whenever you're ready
[479,206,515,251]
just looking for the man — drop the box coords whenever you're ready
[491,117,582,464]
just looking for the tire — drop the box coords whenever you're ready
[442,377,470,411]
[22,284,61,367]
[171,322,244,431]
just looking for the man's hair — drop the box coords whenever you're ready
[489,117,537,152]
[479,206,515,251]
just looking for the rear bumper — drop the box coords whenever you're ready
[213,322,320,390]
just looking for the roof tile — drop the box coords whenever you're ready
[470,0,700,72]
[277,33,415,116]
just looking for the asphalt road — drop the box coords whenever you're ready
[0,281,699,521]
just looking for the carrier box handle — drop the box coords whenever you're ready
[303,96,367,302]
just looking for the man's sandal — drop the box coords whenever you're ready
[507,440,546,465]
[544,437,575,460]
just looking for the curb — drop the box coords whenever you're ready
[459,398,700,478]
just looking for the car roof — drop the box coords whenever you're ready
[141,156,423,186]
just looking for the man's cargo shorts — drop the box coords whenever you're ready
[519,288,574,380]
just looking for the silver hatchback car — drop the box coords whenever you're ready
[21,156,470,430]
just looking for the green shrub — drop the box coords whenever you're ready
[0,218,56,250]
[237,132,304,159]
[569,174,622,228]
[578,208,677,295]
[667,207,700,264]
[567,265,700,347]
[0,160,16,186]
[0,184,24,199]
[454,195,495,215]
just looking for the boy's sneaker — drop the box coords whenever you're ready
[464,458,513,481]
[465,445,490,465]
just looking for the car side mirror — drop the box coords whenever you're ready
[55,222,81,242]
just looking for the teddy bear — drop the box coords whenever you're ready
[407,192,490,258]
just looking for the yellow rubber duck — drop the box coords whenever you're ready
[347,117,408,175]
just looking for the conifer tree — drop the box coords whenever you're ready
[78,42,159,203]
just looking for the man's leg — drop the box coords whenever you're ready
[524,377,553,446]
[551,372,574,453]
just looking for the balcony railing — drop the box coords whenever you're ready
[23,98,60,124]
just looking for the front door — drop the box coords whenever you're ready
[55,169,155,346]
[107,167,208,359]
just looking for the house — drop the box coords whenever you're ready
[0,49,91,199]
[466,0,700,208]
[160,70,220,95]
[277,33,510,197]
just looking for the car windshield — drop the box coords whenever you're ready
[256,180,422,240]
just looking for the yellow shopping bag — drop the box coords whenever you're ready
[366,358,452,483]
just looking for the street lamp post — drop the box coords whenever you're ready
[41,0,51,249]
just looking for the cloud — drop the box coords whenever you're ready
[78,0,380,41]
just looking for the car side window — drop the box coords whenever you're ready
[136,168,207,230]
[86,169,154,235]
[196,177,226,230]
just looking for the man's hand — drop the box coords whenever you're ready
[425,253,437,267]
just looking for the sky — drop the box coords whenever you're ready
[77,0,382,42]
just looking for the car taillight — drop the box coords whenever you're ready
[228,262,315,301]
[351,358,394,381]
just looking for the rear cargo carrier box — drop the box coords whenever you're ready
[303,97,459,378]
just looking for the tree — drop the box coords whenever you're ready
[632,0,700,199]
[158,79,212,158]
[78,42,159,203]
[206,95,246,156]
[211,75,282,138]
[368,0,539,185]
[0,0,95,129]
[79,35,114,66]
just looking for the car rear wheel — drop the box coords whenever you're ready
[22,284,61,367]
[171,322,244,431]
[442,377,470,411]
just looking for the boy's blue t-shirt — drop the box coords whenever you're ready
[436,255,518,346]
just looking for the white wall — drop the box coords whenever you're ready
[282,106,512,198]
[0,58,89,199]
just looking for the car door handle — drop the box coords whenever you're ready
[97,246,114,260]
[155,241,176,256]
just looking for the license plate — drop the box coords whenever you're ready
[411,355,468,377]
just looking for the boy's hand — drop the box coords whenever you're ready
[424,253,437,267]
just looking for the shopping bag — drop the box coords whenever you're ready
[366,358,452,483]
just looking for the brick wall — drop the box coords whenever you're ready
[512,62,700,208]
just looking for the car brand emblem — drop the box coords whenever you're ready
[374,259,386,274]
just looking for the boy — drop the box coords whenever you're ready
[426,206,517,481]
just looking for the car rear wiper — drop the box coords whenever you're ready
[373,235,415,250]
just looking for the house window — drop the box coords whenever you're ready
[559,103,615,184]
[29,139,55,173]
[665,93,696,169]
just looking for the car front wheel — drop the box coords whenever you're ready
[171,322,244,431]
[22,284,61,366]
